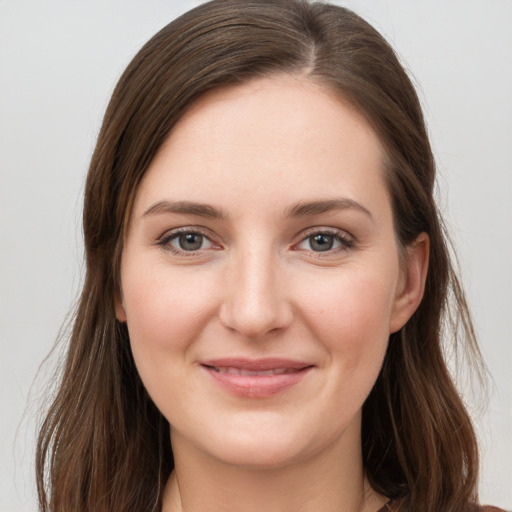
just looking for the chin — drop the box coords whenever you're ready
[210,438,309,470]
[177,409,357,471]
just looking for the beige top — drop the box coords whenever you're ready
[377,500,507,512]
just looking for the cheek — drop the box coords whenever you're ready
[122,262,220,378]
[298,264,397,364]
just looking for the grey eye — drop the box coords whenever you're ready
[178,233,204,251]
[308,234,334,252]
[160,229,217,254]
[295,230,352,254]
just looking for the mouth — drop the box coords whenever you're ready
[200,358,314,398]
[207,366,303,376]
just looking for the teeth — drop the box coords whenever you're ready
[212,366,298,376]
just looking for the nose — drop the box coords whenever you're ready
[218,246,294,339]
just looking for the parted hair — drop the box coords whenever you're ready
[36,1,484,511]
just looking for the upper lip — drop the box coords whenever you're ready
[200,358,313,371]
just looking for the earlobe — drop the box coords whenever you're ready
[389,233,429,333]
[114,290,127,322]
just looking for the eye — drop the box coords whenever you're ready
[174,232,208,251]
[307,233,336,252]
[295,229,354,253]
[158,229,218,254]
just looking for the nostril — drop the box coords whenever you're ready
[218,298,293,339]
[218,259,294,338]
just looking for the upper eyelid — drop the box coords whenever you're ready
[157,225,216,242]
[156,228,220,257]
[154,225,355,249]
[292,227,356,253]
[296,226,354,241]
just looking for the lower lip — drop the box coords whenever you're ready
[202,366,313,398]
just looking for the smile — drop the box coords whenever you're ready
[209,366,301,376]
[200,359,314,398]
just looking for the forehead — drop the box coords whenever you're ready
[132,76,389,217]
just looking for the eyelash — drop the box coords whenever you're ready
[292,228,355,255]
[156,227,220,257]
[156,227,355,256]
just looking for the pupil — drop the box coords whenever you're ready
[179,233,203,251]
[310,234,333,252]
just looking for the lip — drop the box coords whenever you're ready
[200,358,314,398]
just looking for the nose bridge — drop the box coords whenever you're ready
[219,241,292,338]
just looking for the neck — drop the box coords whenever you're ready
[162,420,386,512]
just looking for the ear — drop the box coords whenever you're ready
[114,289,127,322]
[389,233,429,333]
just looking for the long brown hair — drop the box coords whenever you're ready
[36,1,484,511]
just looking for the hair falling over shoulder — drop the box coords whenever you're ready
[36,1,486,511]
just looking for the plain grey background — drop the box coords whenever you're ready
[1,1,511,510]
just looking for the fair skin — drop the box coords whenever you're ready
[116,76,428,512]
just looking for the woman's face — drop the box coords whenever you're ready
[117,76,426,469]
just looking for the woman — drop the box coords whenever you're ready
[35,1,505,511]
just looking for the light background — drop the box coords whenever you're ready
[1,1,511,510]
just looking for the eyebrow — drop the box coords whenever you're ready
[142,197,373,221]
[285,198,373,220]
[142,200,228,220]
